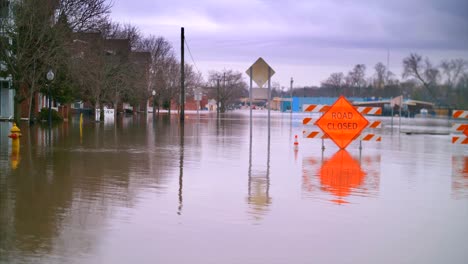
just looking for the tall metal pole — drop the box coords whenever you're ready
[222,72,226,113]
[153,95,156,120]
[268,67,271,141]
[249,67,253,138]
[48,84,52,126]
[290,77,293,116]
[216,78,220,116]
[180,27,185,122]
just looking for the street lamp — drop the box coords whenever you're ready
[152,90,156,117]
[290,77,294,112]
[46,69,55,125]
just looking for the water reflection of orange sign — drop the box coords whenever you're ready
[302,153,381,203]
[452,156,468,198]
[319,150,365,204]
[316,96,369,149]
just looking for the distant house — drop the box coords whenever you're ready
[207,99,217,111]
[70,32,151,116]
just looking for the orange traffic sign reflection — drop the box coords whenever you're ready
[316,96,369,149]
[319,150,366,204]
[452,156,468,199]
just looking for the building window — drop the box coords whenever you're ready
[0,0,10,19]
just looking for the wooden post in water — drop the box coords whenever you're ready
[180,27,185,122]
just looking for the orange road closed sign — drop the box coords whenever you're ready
[316,96,369,149]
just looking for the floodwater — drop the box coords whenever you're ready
[0,111,467,264]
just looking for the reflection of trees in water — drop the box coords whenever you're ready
[452,156,468,199]
[0,115,208,262]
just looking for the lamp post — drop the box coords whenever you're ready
[290,77,294,113]
[216,78,220,116]
[152,89,156,118]
[46,69,55,126]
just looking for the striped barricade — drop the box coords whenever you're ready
[451,109,468,145]
[359,133,382,142]
[302,130,329,139]
[453,110,468,119]
[452,123,468,133]
[452,136,468,145]
[301,103,383,144]
[304,104,382,115]
[355,106,382,116]
[303,104,330,113]
[367,121,382,129]
[302,117,316,126]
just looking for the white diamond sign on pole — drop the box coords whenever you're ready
[246,57,275,89]
[246,57,275,148]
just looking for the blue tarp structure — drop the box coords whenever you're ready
[280,97,368,112]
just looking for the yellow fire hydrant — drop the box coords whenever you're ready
[8,123,21,169]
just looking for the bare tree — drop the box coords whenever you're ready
[321,72,345,96]
[0,0,64,122]
[208,70,247,113]
[374,62,386,89]
[58,0,112,32]
[98,21,141,49]
[440,59,467,89]
[402,53,440,102]
[347,64,366,96]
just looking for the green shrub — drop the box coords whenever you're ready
[38,108,63,122]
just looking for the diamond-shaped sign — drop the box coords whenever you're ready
[319,150,366,204]
[316,96,369,149]
[246,57,275,88]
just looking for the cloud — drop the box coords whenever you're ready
[111,0,468,85]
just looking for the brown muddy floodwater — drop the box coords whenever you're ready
[0,111,467,264]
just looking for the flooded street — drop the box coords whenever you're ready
[1,112,467,264]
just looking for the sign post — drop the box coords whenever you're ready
[246,57,275,144]
[315,96,369,149]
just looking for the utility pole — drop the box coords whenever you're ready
[216,78,220,116]
[180,27,185,122]
[290,77,293,114]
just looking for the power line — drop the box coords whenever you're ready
[184,37,202,76]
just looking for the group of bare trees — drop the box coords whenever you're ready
[0,0,114,121]
[0,0,203,122]
[207,70,248,113]
[321,53,468,108]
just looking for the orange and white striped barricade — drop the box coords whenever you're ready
[359,108,383,145]
[302,130,329,139]
[451,109,468,145]
[302,103,383,147]
[302,104,331,149]
[359,133,382,142]
[303,104,330,113]
[452,136,468,145]
[302,117,316,126]
[367,120,382,129]
[355,106,382,116]
[453,110,468,119]
[452,123,468,133]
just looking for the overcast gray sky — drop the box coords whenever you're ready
[111,0,468,87]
